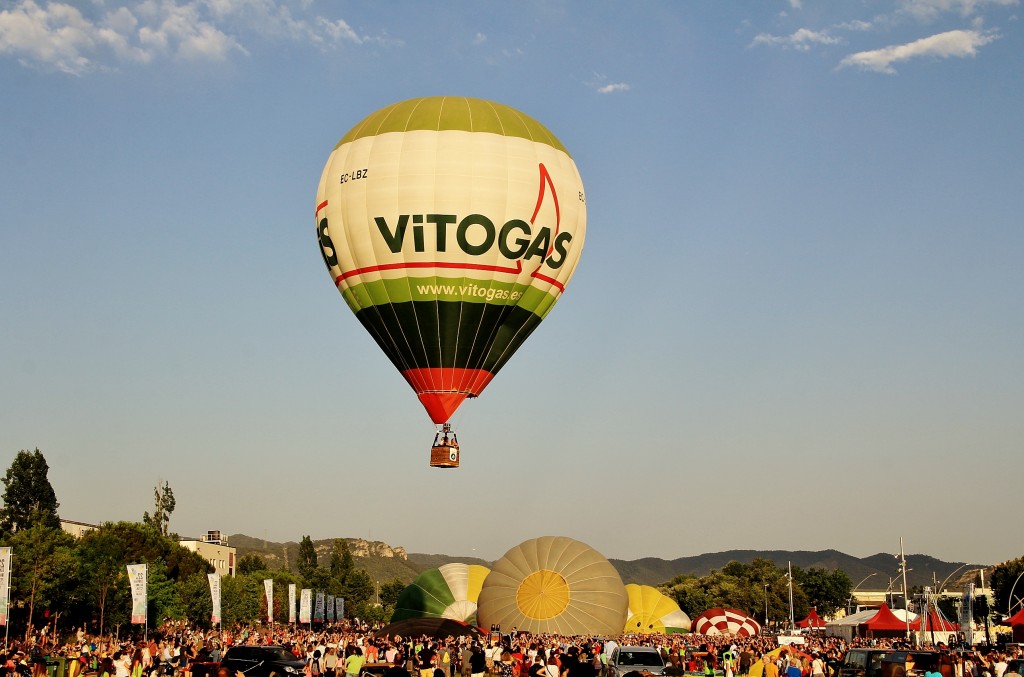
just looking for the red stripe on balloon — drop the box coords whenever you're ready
[335,260,523,285]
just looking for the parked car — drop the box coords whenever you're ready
[607,646,668,677]
[221,646,307,677]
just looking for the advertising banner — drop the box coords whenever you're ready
[208,573,221,625]
[299,588,312,624]
[0,547,11,626]
[127,564,148,624]
[336,597,344,622]
[264,579,273,623]
[326,594,334,622]
[314,591,325,622]
[288,584,296,624]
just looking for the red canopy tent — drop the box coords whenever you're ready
[797,608,827,629]
[911,610,958,632]
[1004,607,1024,642]
[860,603,909,638]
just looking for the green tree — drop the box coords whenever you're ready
[75,528,128,633]
[237,553,269,575]
[142,481,176,537]
[0,448,61,534]
[340,568,374,612]
[990,557,1024,616]
[793,566,853,617]
[297,536,319,581]
[380,578,406,608]
[3,523,77,638]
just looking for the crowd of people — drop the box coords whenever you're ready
[2,620,1021,677]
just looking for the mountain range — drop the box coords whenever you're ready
[228,534,983,590]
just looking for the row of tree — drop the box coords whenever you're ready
[661,558,853,622]
[0,449,404,640]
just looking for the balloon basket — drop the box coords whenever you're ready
[430,423,460,468]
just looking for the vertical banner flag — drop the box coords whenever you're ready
[288,584,297,624]
[127,564,148,624]
[326,594,334,622]
[264,579,274,623]
[299,588,312,624]
[314,591,325,622]
[208,573,222,625]
[336,597,344,622]
[0,547,11,626]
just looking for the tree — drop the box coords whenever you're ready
[4,523,77,638]
[380,578,406,608]
[793,566,853,617]
[297,536,319,581]
[990,557,1024,616]
[75,528,127,634]
[0,448,60,534]
[142,481,176,536]
[237,553,269,575]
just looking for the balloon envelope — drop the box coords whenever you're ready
[476,536,627,635]
[391,563,491,624]
[624,584,691,634]
[316,96,587,423]
[691,607,762,637]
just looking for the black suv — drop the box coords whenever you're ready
[221,646,307,677]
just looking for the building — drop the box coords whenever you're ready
[60,518,99,538]
[179,530,236,578]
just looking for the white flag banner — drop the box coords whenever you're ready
[288,584,296,624]
[127,564,148,624]
[314,591,325,622]
[336,597,344,622]
[299,588,312,624]
[0,547,11,626]
[264,579,274,623]
[326,594,334,622]
[208,573,222,625]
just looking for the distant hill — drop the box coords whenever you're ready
[229,534,424,584]
[229,535,979,590]
[606,549,975,588]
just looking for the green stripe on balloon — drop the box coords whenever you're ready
[341,277,560,317]
[355,301,542,373]
[335,96,570,154]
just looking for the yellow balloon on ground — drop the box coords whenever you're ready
[624,584,692,634]
[476,536,628,635]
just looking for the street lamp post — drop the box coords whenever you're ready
[849,573,878,615]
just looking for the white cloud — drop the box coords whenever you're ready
[899,0,1018,21]
[0,0,391,74]
[838,28,998,73]
[597,82,630,94]
[750,27,843,51]
[788,0,803,8]
[835,19,874,31]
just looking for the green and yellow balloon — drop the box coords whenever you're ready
[391,563,491,624]
[316,97,586,455]
[624,584,692,634]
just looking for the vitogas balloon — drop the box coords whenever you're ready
[316,97,586,467]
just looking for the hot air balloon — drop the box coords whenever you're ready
[391,563,490,624]
[316,97,587,467]
[475,536,627,635]
[624,584,691,634]
[691,607,762,637]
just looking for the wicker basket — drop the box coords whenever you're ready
[430,443,460,468]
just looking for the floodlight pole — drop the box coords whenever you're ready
[900,538,911,642]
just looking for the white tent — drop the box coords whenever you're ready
[826,608,917,642]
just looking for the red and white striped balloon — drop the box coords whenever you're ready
[691,607,762,636]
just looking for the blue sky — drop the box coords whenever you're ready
[1,0,1021,568]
